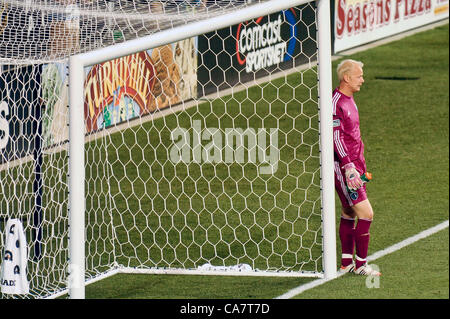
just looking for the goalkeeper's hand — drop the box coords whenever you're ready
[343,163,363,191]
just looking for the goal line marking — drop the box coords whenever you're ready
[274,219,449,299]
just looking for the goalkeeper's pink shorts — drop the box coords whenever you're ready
[334,161,368,208]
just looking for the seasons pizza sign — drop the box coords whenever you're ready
[334,0,449,52]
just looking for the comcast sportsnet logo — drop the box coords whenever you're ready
[236,9,298,73]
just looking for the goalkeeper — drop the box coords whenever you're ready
[332,59,381,276]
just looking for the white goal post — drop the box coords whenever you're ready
[68,0,335,299]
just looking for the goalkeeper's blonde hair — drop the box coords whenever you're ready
[337,59,364,82]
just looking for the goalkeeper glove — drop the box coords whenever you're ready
[343,163,363,191]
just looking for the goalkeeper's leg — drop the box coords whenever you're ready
[339,210,356,272]
[335,162,378,274]
[351,199,380,275]
[336,162,357,271]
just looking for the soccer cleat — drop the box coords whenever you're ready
[354,263,381,276]
[339,263,355,274]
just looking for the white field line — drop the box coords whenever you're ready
[275,219,449,299]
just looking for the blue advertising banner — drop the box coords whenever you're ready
[197,4,317,96]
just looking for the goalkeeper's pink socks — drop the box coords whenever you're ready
[339,216,355,267]
[354,218,372,269]
[339,217,372,269]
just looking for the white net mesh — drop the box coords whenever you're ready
[0,0,266,64]
[1,0,322,299]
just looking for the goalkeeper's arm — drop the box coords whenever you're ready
[333,113,363,191]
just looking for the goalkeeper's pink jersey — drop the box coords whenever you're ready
[332,88,366,172]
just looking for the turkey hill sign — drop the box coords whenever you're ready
[84,51,156,132]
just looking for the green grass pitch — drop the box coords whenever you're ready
[83,23,449,299]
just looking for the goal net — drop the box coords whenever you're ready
[0,0,335,299]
